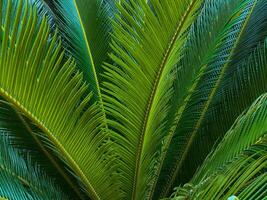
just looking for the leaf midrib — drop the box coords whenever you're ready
[73,0,102,101]
[72,0,109,136]
[12,106,85,200]
[160,0,259,196]
[0,88,101,200]
[131,1,198,199]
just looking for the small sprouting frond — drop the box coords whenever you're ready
[0,132,69,200]
[0,0,119,199]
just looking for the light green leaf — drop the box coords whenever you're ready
[103,0,205,199]
[0,0,119,199]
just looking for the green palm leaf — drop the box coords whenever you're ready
[152,0,247,196]
[0,98,84,199]
[193,92,267,184]
[170,143,267,199]
[0,0,267,199]
[0,0,119,199]
[155,0,267,197]
[0,132,68,200]
[168,93,267,199]
[44,0,116,100]
[103,0,206,198]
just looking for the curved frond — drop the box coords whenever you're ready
[168,93,267,199]
[156,0,267,196]
[170,143,267,200]
[193,93,267,183]
[103,0,206,198]
[0,98,85,199]
[0,0,119,199]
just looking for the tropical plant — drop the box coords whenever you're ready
[0,0,266,199]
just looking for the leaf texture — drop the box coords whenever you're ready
[0,0,119,199]
[103,0,205,199]
[0,98,85,199]
[45,0,116,100]
[169,93,267,199]
[155,0,267,197]
[0,132,69,200]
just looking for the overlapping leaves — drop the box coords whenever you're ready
[0,0,119,199]
[169,93,267,199]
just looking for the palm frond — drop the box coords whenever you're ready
[0,98,85,199]
[168,93,267,199]
[193,92,267,183]
[40,0,116,100]
[0,132,69,200]
[103,0,207,198]
[155,0,267,197]
[170,143,267,200]
[0,0,119,199]
[152,0,248,196]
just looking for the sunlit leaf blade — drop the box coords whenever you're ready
[0,0,119,199]
[103,0,206,198]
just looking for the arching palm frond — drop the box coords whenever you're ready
[103,0,207,199]
[155,0,267,197]
[0,98,83,199]
[168,93,267,199]
[0,0,119,199]
[193,93,267,184]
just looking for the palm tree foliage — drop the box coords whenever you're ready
[167,93,267,199]
[0,132,68,200]
[0,0,266,199]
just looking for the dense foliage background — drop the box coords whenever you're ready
[0,0,266,199]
